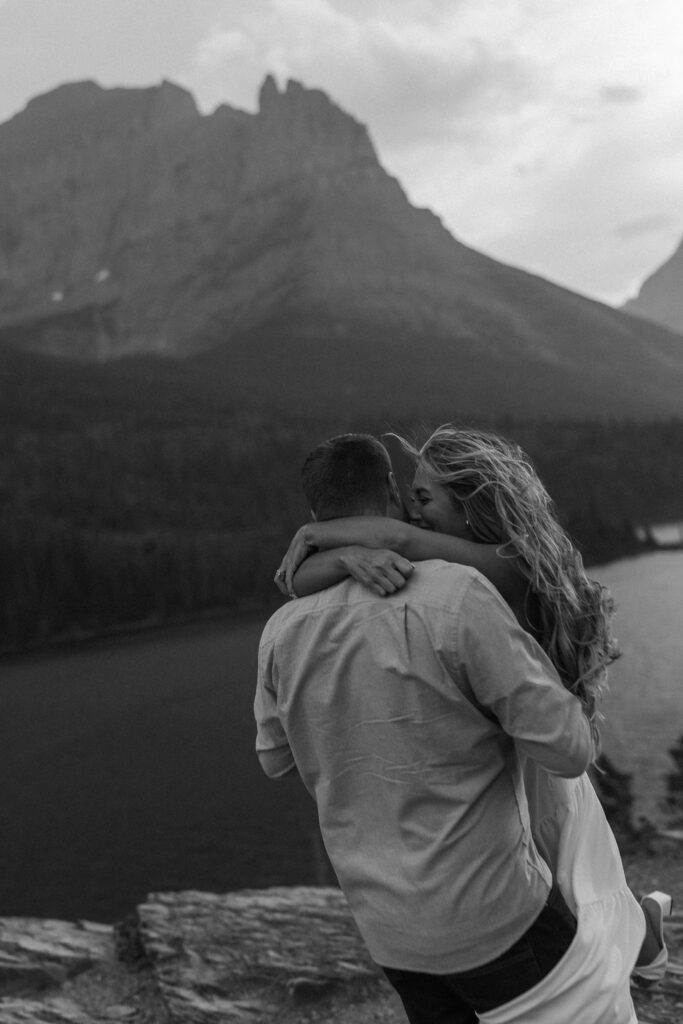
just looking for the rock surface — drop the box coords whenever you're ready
[137,887,403,1023]
[0,888,404,1024]
[2,880,683,1023]
[0,915,167,1022]
[0,76,381,360]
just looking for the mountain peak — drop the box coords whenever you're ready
[147,79,199,122]
[258,74,361,122]
[258,74,280,113]
[16,79,198,131]
[623,238,683,334]
[252,73,377,174]
[22,80,105,119]
[1,77,683,418]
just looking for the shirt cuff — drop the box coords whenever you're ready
[258,746,296,778]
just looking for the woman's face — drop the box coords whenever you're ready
[411,464,471,538]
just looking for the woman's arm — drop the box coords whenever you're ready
[277,518,407,596]
[277,517,523,609]
[287,546,415,598]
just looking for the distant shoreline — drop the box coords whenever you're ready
[0,600,279,663]
[1,535,676,662]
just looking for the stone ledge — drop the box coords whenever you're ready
[0,888,404,1024]
[0,915,166,1023]
[136,886,402,1022]
[4,886,683,1023]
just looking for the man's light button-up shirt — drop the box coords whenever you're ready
[255,561,593,973]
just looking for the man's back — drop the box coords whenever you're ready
[256,560,591,972]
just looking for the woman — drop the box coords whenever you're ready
[275,424,670,990]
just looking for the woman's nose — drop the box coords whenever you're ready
[406,495,420,522]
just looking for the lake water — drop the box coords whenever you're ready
[0,616,322,922]
[593,550,683,825]
[2,550,682,922]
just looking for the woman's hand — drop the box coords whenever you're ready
[339,546,414,596]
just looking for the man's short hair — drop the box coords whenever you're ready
[301,434,393,520]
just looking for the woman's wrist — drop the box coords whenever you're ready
[335,546,360,573]
[393,519,412,555]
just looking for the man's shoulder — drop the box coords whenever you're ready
[259,562,502,646]
[259,584,349,646]
[405,559,509,616]
[410,559,487,594]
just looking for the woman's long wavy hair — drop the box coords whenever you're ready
[398,425,618,749]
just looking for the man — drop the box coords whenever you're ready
[254,433,594,1023]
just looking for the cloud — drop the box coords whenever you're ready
[187,0,543,140]
[599,84,643,105]
[195,29,257,68]
[182,0,683,303]
[3,0,683,302]
[612,214,675,240]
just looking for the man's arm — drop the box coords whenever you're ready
[254,638,297,779]
[457,574,594,777]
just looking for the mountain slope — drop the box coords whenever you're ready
[623,239,683,335]
[1,76,683,418]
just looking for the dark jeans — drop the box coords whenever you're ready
[381,885,577,1024]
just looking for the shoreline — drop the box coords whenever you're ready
[2,537,676,662]
[0,598,282,663]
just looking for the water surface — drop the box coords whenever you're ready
[1,615,322,921]
[2,551,682,921]
[595,550,683,824]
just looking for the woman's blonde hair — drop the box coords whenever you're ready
[400,425,618,748]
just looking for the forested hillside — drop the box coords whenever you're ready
[2,351,681,650]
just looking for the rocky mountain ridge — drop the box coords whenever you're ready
[0,75,384,359]
[2,76,683,418]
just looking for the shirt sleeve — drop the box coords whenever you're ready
[254,637,296,779]
[456,573,594,777]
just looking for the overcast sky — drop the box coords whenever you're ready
[2,0,682,305]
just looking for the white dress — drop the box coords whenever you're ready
[480,763,645,1024]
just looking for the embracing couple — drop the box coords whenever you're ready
[254,427,670,1023]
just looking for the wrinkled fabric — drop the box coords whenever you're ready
[255,560,593,972]
[480,770,643,1024]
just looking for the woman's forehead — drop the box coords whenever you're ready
[412,464,434,490]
